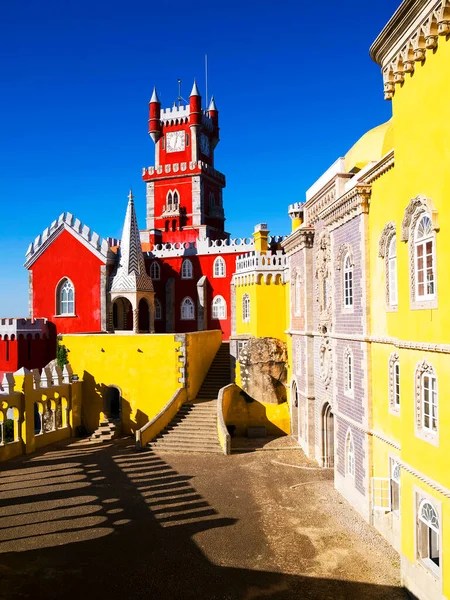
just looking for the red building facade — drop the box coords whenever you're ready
[3,80,281,376]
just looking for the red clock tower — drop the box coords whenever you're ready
[141,81,227,245]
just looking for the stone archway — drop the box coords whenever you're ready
[112,297,133,331]
[106,386,121,420]
[138,298,150,332]
[322,402,334,468]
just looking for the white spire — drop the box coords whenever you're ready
[190,79,201,97]
[110,191,154,293]
[150,86,160,103]
[208,96,217,111]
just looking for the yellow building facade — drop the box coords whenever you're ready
[368,2,450,598]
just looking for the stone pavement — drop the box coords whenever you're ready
[0,437,407,600]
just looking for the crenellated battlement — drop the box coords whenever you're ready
[144,235,255,258]
[159,104,213,130]
[0,317,49,338]
[142,160,225,184]
[25,212,114,268]
[233,250,287,286]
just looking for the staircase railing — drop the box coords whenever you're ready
[217,383,238,455]
[135,388,186,450]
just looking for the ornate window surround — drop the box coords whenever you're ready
[388,352,400,415]
[336,244,354,312]
[414,359,439,447]
[344,346,354,399]
[379,222,398,311]
[416,492,441,578]
[319,336,332,389]
[402,196,439,310]
[316,230,332,332]
[242,293,250,323]
[345,428,355,479]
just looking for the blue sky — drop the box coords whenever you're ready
[0,0,395,315]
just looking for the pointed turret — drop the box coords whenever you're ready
[110,191,154,293]
[208,96,217,111]
[149,87,162,143]
[208,95,219,150]
[190,79,201,97]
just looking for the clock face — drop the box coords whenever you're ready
[200,133,210,156]
[166,130,185,153]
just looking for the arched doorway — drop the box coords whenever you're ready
[290,380,299,441]
[138,298,150,332]
[112,298,133,331]
[107,386,121,420]
[322,403,334,468]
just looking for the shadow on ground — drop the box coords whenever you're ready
[0,439,407,600]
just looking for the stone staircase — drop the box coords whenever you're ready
[148,343,232,454]
[90,418,121,442]
[196,342,231,399]
[148,400,223,453]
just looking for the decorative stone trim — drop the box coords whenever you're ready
[399,458,450,500]
[370,0,448,100]
[25,212,112,268]
[388,352,400,415]
[281,227,315,254]
[401,195,439,242]
[414,359,439,447]
[321,185,371,229]
[319,337,332,389]
[174,334,187,385]
[362,150,395,184]
[343,346,354,399]
[378,222,397,257]
[370,428,401,450]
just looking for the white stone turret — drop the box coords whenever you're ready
[109,191,155,333]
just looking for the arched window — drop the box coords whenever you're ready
[173,190,179,207]
[181,297,195,320]
[418,499,440,572]
[154,298,162,320]
[181,259,193,279]
[344,348,353,397]
[415,215,435,300]
[213,256,226,278]
[346,430,355,478]
[212,296,227,320]
[150,261,160,280]
[57,278,75,315]
[167,191,173,207]
[422,370,438,433]
[388,236,398,306]
[242,294,250,323]
[343,253,353,307]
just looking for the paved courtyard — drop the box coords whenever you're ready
[0,437,406,600]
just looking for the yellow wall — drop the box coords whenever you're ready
[62,330,221,435]
[368,32,450,597]
[234,279,286,340]
[221,383,290,436]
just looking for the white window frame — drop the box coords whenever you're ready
[242,294,250,323]
[154,298,162,321]
[344,347,354,398]
[417,497,441,576]
[343,253,353,308]
[414,215,436,302]
[212,296,227,320]
[150,261,160,280]
[56,278,75,316]
[181,297,195,321]
[372,477,391,512]
[390,459,400,515]
[213,256,226,278]
[388,235,398,307]
[422,372,438,434]
[345,429,355,479]
[181,259,193,280]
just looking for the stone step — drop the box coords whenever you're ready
[158,431,219,441]
[149,442,223,453]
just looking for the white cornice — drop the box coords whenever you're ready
[360,149,395,184]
